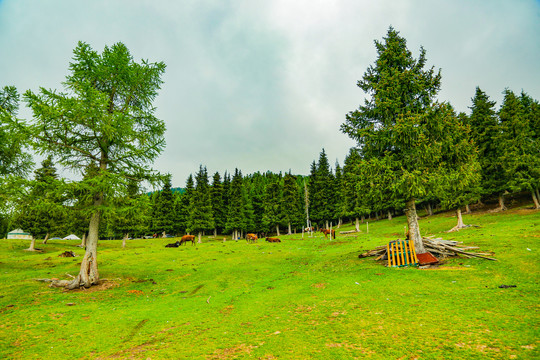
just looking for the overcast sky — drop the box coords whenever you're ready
[1,0,539,188]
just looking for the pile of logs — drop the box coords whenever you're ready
[359,236,497,261]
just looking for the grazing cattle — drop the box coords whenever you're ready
[165,241,180,248]
[246,233,258,243]
[304,226,315,232]
[321,229,336,239]
[180,235,196,246]
[265,237,281,243]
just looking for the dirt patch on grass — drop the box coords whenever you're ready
[206,343,255,359]
[312,282,327,289]
[67,280,120,293]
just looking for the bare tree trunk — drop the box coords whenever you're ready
[405,198,425,254]
[427,203,433,216]
[325,220,329,229]
[67,204,101,289]
[198,232,202,243]
[531,190,540,209]
[498,194,507,211]
[536,188,540,205]
[387,210,392,221]
[456,208,464,228]
[122,233,129,248]
[276,225,280,237]
[214,228,217,237]
[465,204,471,214]
[361,215,364,224]
[80,233,86,248]
[288,222,292,235]
[26,236,36,251]
[355,217,360,232]
[42,232,50,244]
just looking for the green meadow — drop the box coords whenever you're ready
[1,208,538,359]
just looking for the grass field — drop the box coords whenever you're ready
[1,208,538,359]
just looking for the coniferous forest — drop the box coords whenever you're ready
[1,28,539,246]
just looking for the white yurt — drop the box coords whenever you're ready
[7,229,32,240]
[63,234,81,240]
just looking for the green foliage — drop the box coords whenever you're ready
[341,27,478,214]
[0,85,33,179]
[13,157,66,238]
[499,90,539,194]
[154,175,175,234]
[210,172,226,233]
[189,166,214,235]
[468,87,506,198]
[262,177,283,232]
[225,169,246,233]
[282,172,303,230]
[309,149,335,225]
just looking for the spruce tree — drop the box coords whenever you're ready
[341,27,477,253]
[262,177,283,235]
[189,166,215,242]
[468,87,507,208]
[154,175,175,236]
[177,174,194,234]
[282,172,303,234]
[500,90,540,208]
[225,169,246,240]
[210,172,225,235]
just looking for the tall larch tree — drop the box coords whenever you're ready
[21,42,166,289]
[262,177,283,236]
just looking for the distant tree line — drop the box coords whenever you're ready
[1,28,538,246]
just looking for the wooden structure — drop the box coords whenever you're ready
[386,240,418,267]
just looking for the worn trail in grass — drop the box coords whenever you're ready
[0,209,538,359]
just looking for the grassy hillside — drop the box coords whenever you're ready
[0,208,538,359]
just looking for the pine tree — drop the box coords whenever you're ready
[177,174,194,234]
[210,172,225,235]
[154,175,175,236]
[341,27,477,253]
[189,166,214,242]
[309,149,335,228]
[282,172,303,234]
[14,156,65,250]
[468,87,507,209]
[225,169,246,240]
[262,177,283,235]
[500,90,540,208]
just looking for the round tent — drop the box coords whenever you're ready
[63,234,81,240]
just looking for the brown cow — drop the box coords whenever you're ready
[265,237,281,243]
[180,235,196,246]
[246,233,258,243]
[321,229,336,239]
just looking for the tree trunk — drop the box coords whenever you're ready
[355,217,360,232]
[288,222,292,235]
[536,188,540,205]
[26,236,36,251]
[67,205,101,289]
[80,233,86,248]
[498,194,507,211]
[456,208,464,228]
[276,225,280,237]
[405,198,425,254]
[361,215,364,224]
[214,228,217,237]
[325,220,329,229]
[42,232,50,244]
[427,203,433,216]
[388,210,392,221]
[198,232,202,243]
[532,190,540,209]
[465,204,471,214]
[122,233,129,248]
